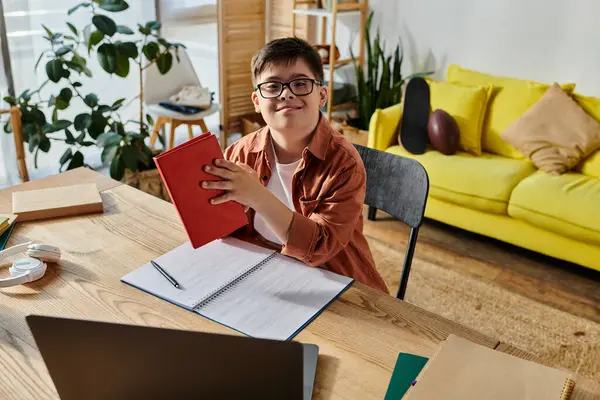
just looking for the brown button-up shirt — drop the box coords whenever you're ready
[224,114,389,294]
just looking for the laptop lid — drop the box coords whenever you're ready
[27,315,312,400]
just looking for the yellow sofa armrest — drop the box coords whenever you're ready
[367,103,402,151]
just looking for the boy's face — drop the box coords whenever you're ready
[252,58,327,135]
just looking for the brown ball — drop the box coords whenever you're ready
[428,109,460,155]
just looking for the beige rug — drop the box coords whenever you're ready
[367,237,600,383]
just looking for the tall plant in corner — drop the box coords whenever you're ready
[348,12,432,131]
[3,0,185,181]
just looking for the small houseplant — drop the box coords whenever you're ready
[344,12,432,140]
[3,0,183,192]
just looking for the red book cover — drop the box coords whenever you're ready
[153,132,248,248]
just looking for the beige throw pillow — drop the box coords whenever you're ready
[500,83,600,175]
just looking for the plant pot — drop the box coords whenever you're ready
[122,168,171,203]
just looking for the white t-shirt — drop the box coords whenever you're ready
[254,143,301,245]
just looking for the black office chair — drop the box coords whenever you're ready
[354,144,429,300]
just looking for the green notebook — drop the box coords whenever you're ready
[384,353,429,400]
[0,222,15,251]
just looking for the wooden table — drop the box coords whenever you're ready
[1,168,598,399]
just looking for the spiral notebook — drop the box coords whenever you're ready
[121,237,353,340]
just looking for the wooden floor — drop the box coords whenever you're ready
[362,208,600,325]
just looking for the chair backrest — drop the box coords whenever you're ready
[354,144,429,229]
[143,48,201,105]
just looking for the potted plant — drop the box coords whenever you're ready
[343,12,432,144]
[3,0,183,200]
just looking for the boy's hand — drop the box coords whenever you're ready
[202,159,267,210]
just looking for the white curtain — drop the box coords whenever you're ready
[0,0,155,185]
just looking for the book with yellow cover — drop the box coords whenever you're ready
[0,214,17,235]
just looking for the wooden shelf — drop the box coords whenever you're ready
[292,8,361,18]
[292,0,367,120]
[331,102,357,111]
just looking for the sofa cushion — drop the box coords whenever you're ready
[500,83,600,175]
[426,78,493,155]
[446,64,576,159]
[578,150,600,179]
[508,171,600,246]
[386,145,536,214]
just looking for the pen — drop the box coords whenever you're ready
[150,260,180,289]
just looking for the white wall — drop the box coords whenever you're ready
[364,0,600,97]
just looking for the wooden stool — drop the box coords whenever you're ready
[148,116,210,150]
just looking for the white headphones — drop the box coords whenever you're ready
[0,242,61,287]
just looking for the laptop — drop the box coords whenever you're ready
[26,315,319,400]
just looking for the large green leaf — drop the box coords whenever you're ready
[53,120,72,130]
[88,110,107,139]
[98,0,129,12]
[120,144,138,172]
[39,137,51,152]
[67,151,84,170]
[66,22,78,36]
[84,93,99,108]
[156,52,173,74]
[59,148,72,167]
[110,154,125,180]
[92,15,117,36]
[97,105,112,114]
[65,61,83,74]
[65,129,76,144]
[142,42,159,61]
[46,59,64,83]
[42,123,56,134]
[76,131,86,145]
[116,25,134,35]
[97,43,117,73]
[68,3,90,15]
[96,131,122,148]
[117,41,138,58]
[74,113,92,131]
[115,53,130,77]
[138,24,151,35]
[33,108,46,125]
[101,145,118,164]
[55,98,69,110]
[88,30,105,53]
[145,20,161,31]
[55,46,73,56]
[59,87,73,102]
[112,98,125,110]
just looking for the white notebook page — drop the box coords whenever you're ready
[121,237,274,309]
[195,253,352,340]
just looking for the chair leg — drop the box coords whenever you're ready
[397,227,419,300]
[168,119,178,150]
[199,119,208,133]
[149,116,166,149]
[368,206,377,221]
[187,124,194,140]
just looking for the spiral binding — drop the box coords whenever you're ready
[560,378,575,400]
[192,252,277,310]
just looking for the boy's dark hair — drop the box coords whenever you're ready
[251,37,324,85]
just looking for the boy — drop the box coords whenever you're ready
[201,37,389,294]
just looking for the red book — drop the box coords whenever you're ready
[153,132,248,248]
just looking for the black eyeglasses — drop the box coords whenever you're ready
[254,78,323,99]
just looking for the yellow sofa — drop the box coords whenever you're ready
[367,68,600,273]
